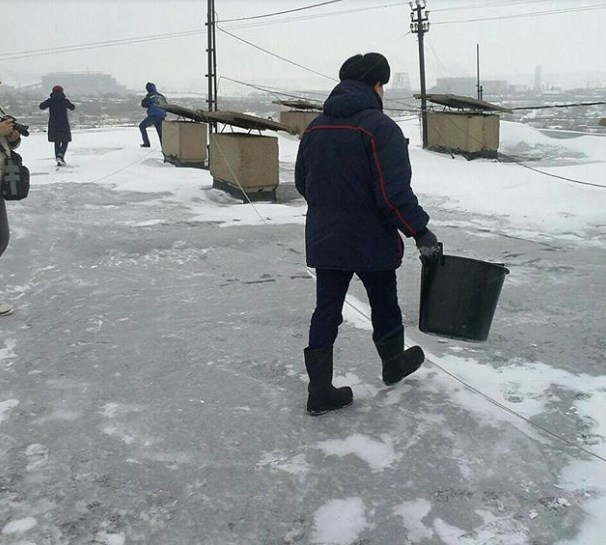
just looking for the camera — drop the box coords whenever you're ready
[1,115,29,137]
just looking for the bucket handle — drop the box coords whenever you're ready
[420,242,445,268]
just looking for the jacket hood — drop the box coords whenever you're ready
[50,91,66,99]
[323,80,383,118]
[146,82,157,93]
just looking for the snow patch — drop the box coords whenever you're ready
[394,499,434,540]
[316,434,399,471]
[311,497,371,545]
[0,399,19,424]
[419,353,606,455]
[2,517,37,535]
[0,338,17,367]
[553,459,606,545]
[93,531,126,545]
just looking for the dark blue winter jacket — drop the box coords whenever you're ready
[141,82,167,120]
[39,92,75,143]
[295,80,429,271]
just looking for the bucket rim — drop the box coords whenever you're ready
[438,253,510,275]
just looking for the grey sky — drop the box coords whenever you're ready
[1,0,605,94]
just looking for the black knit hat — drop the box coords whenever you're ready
[339,53,391,86]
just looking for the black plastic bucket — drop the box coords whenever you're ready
[419,252,509,342]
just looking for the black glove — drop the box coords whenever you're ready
[415,228,441,264]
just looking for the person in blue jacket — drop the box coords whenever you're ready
[39,85,75,166]
[139,82,166,147]
[295,52,441,415]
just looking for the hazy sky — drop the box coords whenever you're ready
[1,0,605,95]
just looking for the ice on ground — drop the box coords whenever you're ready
[311,497,371,545]
[0,398,19,424]
[394,499,434,541]
[1,517,37,535]
[316,433,399,471]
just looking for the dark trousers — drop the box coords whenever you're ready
[54,142,68,159]
[308,268,403,350]
[0,196,9,259]
[139,117,163,146]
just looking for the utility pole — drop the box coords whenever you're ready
[206,0,218,117]
[410,1,430,148]
[476,44,483,101]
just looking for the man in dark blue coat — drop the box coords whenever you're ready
[139,82,167,147]
[295,52,441,415]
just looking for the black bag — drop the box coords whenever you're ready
[1,150,30,200]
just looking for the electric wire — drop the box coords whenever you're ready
[0,29,205,60]
[510,101,606,111]
[498,152,606,189]
[219,75,419,115]
[217,0,346,24]
[216,25,337,82]
[219,76,318,102]
[425,107,606,188]
[434,4,606,25]
[221,2,405,30]
[432,0,568,12]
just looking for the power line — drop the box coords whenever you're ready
[221,2,404,30]
[220,76,315,101]
[434,4,606,25]
[431,0,560,12]
[217,0,346,23]
[426,107,606,189]
[0,29,205,60]
[498,152,606,189]
[216,26,337,82]
[221,75,418,113]
[509,101,606,111]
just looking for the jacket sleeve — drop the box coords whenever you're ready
[294,139,307,198]
[141,96,150,108]
[66,99,76,111]
[9,136,21,150]
[367,117,429,238]
[2,135,20,152]
[39,99,50,110]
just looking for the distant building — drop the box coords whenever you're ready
[40,72,128,96]
[392,72,411,92]
[386,71,412,102]
[533,65,542,95]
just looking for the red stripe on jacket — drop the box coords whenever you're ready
[304,124,418,237]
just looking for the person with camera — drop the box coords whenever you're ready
[0,115,22,316]
[39,85,75,166]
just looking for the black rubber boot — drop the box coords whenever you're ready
[375,328,425,386]
[304,347,353,416]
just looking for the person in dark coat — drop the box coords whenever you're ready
[295,52,441,415]
[39,85,75,166]
[139,82,166,147]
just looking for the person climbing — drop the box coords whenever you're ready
[139,82,167,147]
